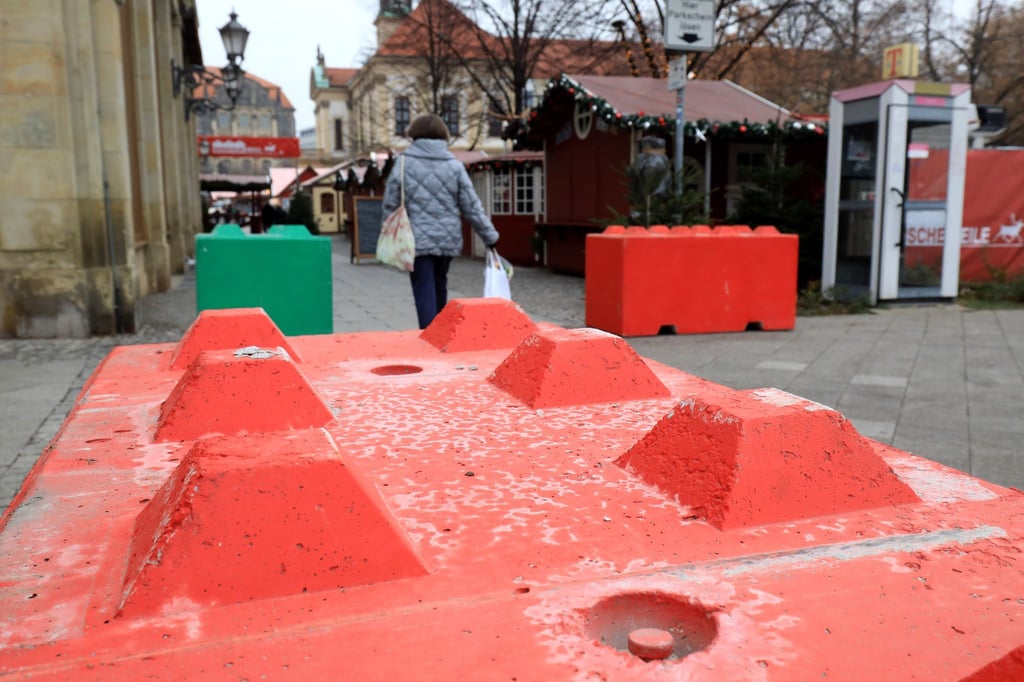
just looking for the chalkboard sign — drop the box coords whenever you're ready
[352,197,384,263]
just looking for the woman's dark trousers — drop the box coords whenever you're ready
[410,255,453,329]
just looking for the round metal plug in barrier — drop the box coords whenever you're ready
[583,592,717,662]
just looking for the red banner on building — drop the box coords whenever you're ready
[198,136,301,158]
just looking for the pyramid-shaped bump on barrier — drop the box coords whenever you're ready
[168,307,302,370]
[118,434,427,618]
[420,298,538,352]
[154,347,334,442]
[488,327,670,408]
[614,387,920,529]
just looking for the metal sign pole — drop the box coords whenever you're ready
[665,0,714,195]
[675,53,686,195]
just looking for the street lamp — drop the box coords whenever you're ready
[171,10,250,120]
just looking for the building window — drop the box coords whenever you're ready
[395,96,410,136]
[238,113,250,130]
[334,118,344,150]
[320,192,335,213]
[483,90,503,138]
[488,115,504,138]
[492,168,511,215]
[735,148,769,184]
[727,145,770,216]
[522,80,536,110]
[441,95,459,137]
[259,114,270,132]
[217,111,230,130]
[515,166,536,214]
[574,101,593,140]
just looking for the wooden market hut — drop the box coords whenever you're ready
[513,73,828,275]
[464,151,545,266]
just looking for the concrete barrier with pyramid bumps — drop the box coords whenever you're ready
[0,301,1021,680]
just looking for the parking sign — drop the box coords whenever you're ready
[664,0,716,52]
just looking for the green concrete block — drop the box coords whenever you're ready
[195,226,333,335]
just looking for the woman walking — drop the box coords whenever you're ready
[382,113,500,329]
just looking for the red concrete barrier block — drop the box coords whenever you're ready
[489,327,669,408]
[961,644,1024,681]
[5,305,1024,678]
[155,347,334,442]
[420,298,538,352]
[713,224,752,235]
[169,307,302,370]
[119,432,427,617]
[615,387,920,529]
[585,224,798,336]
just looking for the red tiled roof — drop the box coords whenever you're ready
[375,0,630,75]
[194,66,294,109]
[533,40,634,79]
[378,0,494,58]
[324,67,357,87]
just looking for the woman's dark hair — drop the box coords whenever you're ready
[407,113,449,141]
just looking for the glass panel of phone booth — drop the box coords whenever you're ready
[899,121,951,294]
[835,122,878,295]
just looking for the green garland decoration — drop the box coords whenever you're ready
[467,159,543,172]
[518,74,828,143]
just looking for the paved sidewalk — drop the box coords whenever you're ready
[2,236,1022,513]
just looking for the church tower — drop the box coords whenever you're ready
[376,0,412,47]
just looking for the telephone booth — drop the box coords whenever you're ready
[821,80,972,303]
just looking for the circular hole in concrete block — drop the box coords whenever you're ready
[583,592,717,661]
[370,364,424,376]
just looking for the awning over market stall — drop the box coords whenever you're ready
[199,173,271,192]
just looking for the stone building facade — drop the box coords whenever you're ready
[312,0,631,161]
[309,49,357,163]
[0,0,203,337]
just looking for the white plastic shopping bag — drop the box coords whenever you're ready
[483,248,512,300]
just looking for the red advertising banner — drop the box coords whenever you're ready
[198,136,301,158]
[902,148,1024,281]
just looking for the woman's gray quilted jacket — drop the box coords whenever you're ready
[382,139,499,257]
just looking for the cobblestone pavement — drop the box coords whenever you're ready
[0,241,584,512]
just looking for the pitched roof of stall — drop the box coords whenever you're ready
[570,74,790,122]
[513,73,829,147]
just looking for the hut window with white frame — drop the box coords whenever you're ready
[492,168,511,214]
[515,166,536,214]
